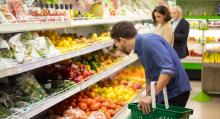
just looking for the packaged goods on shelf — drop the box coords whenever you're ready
[8,33,28,63]
[0,73,47,117]
[5,32,60,63]
[0,4,16,23]
[7,0,28,22]
[0,35,17,69]
[0,0,150,25]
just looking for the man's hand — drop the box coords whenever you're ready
[138,96,152,114]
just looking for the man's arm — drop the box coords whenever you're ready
[144,36,176,95]
[145,74,171,96]
[155,74,172,95]
[138,36,176,113]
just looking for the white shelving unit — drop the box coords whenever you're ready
[0,15,150,33]
[181,57,202,63]
[0,40,114,78]
[7,54,138,119]
[0,12,149,119]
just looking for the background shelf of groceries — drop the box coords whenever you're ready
[0,0,151,119]
[183,18,220,70]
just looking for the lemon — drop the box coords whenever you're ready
[66,37,72,42]
[50,35,56,41]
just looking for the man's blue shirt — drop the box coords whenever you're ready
[134,33,191,103]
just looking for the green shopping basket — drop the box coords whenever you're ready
[128,82,193,119]
[128,103,193,119]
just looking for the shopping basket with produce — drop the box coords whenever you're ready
[128,82,193,119]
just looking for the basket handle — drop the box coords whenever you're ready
[150,81,169,109]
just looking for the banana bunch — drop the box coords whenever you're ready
[203,52,220,63]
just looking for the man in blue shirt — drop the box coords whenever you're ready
[111,21,191,113]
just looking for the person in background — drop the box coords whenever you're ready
[110,21,191,114]
[171,6,190,59]
[152,5,174,46]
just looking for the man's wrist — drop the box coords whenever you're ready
[147,90,151,96]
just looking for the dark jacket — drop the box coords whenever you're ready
[173,18,190,58]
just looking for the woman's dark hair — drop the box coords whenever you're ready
[110,21,137,41]
[152,5,172,25]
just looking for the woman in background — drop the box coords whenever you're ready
[152,5,174,46]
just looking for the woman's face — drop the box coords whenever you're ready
[154,11,165,24]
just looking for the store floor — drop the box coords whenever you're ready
[187,81,220,119]
[116,81,220,119]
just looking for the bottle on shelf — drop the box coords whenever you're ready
[58,4,65,21]
[69,4,74,19]
[78,11,83,20]
[43,4,50,16]
[64,4,70,20]
[55,4,59,16]
[59,4,65,16]
[50,4,56,16]
[39,4,44,16]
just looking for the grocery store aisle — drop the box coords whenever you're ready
[187,81,220,119]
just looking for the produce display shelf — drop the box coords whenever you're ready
[113,89,145,119]
[181,57,202,70]
[185,16,220,20]
[203,63,220,68]
[0,40,114,78]
[7,54,139,119]
[79,54,139,91]
[0,15,150,33]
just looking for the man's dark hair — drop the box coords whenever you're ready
[110,21,137,41]
[152,5,172,25]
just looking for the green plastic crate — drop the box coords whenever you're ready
[128,103,193,119]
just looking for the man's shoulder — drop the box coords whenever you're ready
[180,18,189,25]
[142,33,162,41]
[141,33,164,46]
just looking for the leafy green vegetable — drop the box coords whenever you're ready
[20,32,33,44]
[1,48,14,59]
[0,104,11,118]
[0,51,2,58]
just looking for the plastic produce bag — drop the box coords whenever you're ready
[61,107,87,119]
[88,111,106,119]
[8,33,28,63]
[0,4,16,23]
[45,37,60,58]
[7,0,28,21]
[15,73,47,103]
[0,91,14,108]
[20,32,42,61]
[0,36,16,69]
[0,104,11,119]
